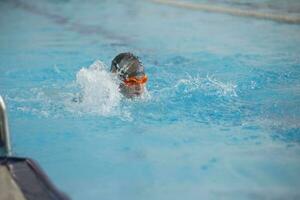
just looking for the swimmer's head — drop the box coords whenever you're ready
[111,52,147,98]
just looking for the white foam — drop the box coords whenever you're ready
[206,75,237,97]
[175,74,237,97]
[67,60,122,116]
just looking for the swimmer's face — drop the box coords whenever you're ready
[120,75,148,98]
[120,83,145,97]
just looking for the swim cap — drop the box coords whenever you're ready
[111,52,145,80]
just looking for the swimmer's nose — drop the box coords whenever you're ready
[135,84,141,90]
[135,84,143,91]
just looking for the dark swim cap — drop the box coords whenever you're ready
[111,52,145,80]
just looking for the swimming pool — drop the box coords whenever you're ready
[1,0,300,199]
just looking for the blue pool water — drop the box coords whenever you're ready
[1,0,300,199]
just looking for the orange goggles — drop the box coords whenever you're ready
[123,75,148,86]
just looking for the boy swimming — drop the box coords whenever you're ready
[111,52,148,98]
[73,52,147,103]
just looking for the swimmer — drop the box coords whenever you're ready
[111,52,148,98]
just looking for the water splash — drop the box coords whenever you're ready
[6,60,152,119]
[174,74,237,97]
[66,60,122,116]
